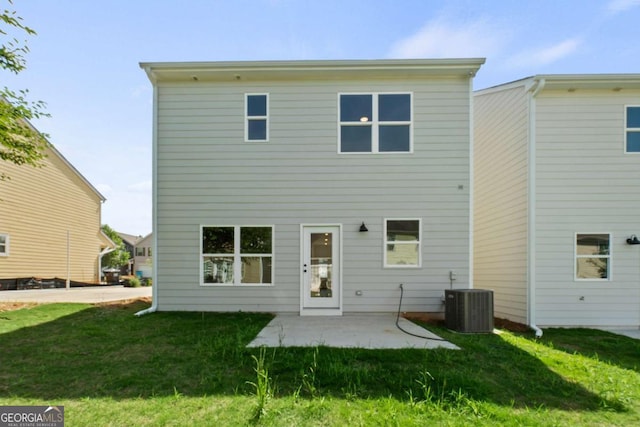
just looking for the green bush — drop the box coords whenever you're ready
[142,278,152,287]
[126,277,141,288]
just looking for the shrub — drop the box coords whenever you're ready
[126,277,141,288]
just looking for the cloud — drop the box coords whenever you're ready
[506,37,582,68]
[607,0,640,14]
[95,183,113,195]
[128,180,152,192]
[130,84,151,99]
[388,17,506,59]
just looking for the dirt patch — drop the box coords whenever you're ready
[403,312,531,333]
[95,296,152,306]
[0,302,40,312]
[0,297,153,312]
[494,317,531,333]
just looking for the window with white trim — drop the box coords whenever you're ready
[575,233,610,280]
[202,226,273,285]
[245,94,268,141]
[384,219,421,267]
[135,247,145,257]
[0,234,8,256]
[626,106,640,153]
[339,93,412,153]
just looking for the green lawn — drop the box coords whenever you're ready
[0,300,638,426]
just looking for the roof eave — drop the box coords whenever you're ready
[140,58,486,83]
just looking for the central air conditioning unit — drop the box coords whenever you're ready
[445,289,494,333]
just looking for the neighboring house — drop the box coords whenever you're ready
[141,58,484,314]
[0,137,115,285]
[117,232,142,275]
[133,232,153,278]
[474,74,640,329]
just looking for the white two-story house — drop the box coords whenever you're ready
[141,58,484,315]
[474,74,640,330]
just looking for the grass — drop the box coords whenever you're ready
[0,300,638,426]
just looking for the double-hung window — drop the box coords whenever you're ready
[384,219,421,267]
[246,94,268,141]
[202,226,273,285]
[626,106,640,153]
[575,233,611,280]
[339,93,412,153]
[0,234,8,256]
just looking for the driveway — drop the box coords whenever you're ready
[0,286,151,304]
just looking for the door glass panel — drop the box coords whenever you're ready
[310,232,332,298]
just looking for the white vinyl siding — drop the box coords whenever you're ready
[475,83,640,328]
[154,77,472,313]
[0,233,9,256]
[473,85,529,324]
[535,90,640,327]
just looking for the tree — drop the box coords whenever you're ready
[1,0,49,181]
[101,224,131,269]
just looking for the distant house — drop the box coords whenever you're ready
[474,74,640,330]
[133,233,153,278]
[141,58,484,314]
[117,232,142,275]
[0,134,115,286]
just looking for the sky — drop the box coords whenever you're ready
[3,0,640,236]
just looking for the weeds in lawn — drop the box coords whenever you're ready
[1,302,639,426]
[247,347,274,422]
[301,346,319,398]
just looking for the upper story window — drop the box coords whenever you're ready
[626,106,640,153]
[575,233,610,280]
[135,247,145,257]
[0,234,8,256]
[202,225,273,285]
[246,94,269,142]
[384,219,421,268]
[339,93,412,153]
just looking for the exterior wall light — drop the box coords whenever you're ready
[359,222,368,232]
[626,235,640,245]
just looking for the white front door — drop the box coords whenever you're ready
[301,225,341,314]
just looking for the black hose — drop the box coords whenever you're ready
[396,283,448,342]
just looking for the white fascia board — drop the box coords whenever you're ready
[139,58,486,83]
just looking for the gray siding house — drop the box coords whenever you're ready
[474,75,640,330]
[141,59,484,315]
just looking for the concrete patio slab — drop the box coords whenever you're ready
[247,313,459,350]
[0,286,151,304]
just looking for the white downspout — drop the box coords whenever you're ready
[136,70,158,317]
[527,78,545,338]
[468,70,475,290]
[66,230,71,289]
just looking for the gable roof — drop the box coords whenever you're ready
[117,232,143,246]
[45,143,106,202]
[1,98,106,202]
[140,58,486,84]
